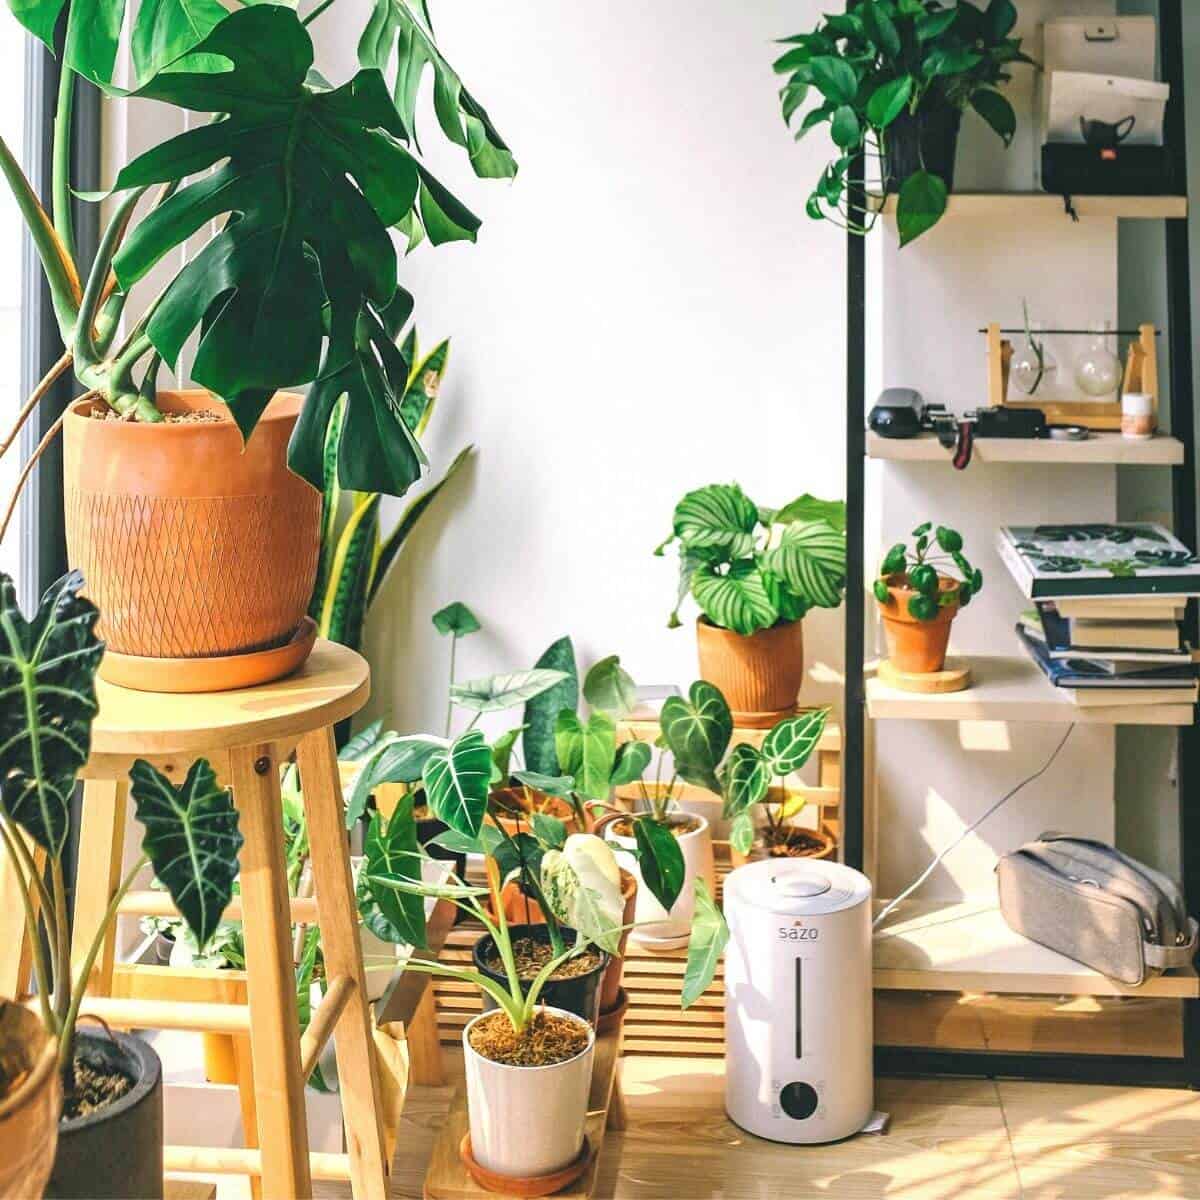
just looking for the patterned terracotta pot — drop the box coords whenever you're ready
[695,616,804,724]
[0,1001,59,1200]
[64,390,320,667]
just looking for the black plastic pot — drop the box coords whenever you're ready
[48,1029,163,1200]
[883,103,962,192]
[472,924,609,1026]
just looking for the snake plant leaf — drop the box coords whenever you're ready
[659,682,732,794]
[432,602,481,638]
[522,636,578,777]
[763,519,847,609]
[358,0,516,179]
[403,338,450,435]
[328,493,381,651]
[682,878,729,1008]
[719,743,768,820]
[359,800,426,948]
[423,729,491,838]
[129,757,243,949]
[451,669,569,713]
[582,655,637,718]
[691,560,778,636]
[632,817,685,913]
[309,398,348,623]
[345,734,445,829]
[672,483,759,558]
[0,571,103,854]
[554,711,616,803]
[609,739,651,788]
[761,707,829,777]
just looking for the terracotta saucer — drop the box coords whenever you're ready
[729,705,798,729]
[98,617,318,694]
[459,1134,592,1197]
[596,987,629,1035]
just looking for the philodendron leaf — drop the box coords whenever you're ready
[130,758,243,949]
[423,729,492,838]
[450,669,569,713]
[691,560,778,636]
[490,726,525,782]
[633,818,685,913]
[432,601,481,638]
[761,708,830,777]
[682,878,729,1009]
[659,682,732,794]
[541,837,623,955]
[554,711,616,802]
[511,770,575,799]
[764,519,847,610]
[582,655,637,718]
[0,571,103,853]
[609,740,652,788]
[490,831,544,891]
[522,636,578,777]
[729,811,755,856]
[531,812,567,849]
[720,743,768,820]
[672,483,759,558]
[345,734,445,829]
[359,799,426,948]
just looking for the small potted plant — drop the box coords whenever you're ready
[0,572,241,1198]
[657,485,847,726]
[874,522,983,675]
[775,0,1032,245]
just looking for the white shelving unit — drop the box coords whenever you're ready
[866,430,1185,466]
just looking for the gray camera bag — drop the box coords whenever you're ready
[996,834,1198,986]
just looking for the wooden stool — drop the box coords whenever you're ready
[67,641,386,1200]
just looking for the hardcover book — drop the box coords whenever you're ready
[1017,625,1198,691]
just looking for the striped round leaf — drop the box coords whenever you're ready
[720,743,768,819]
[423,729,492,838]
[660,682,732,793]
[690,560,778,636]
[672,484,759,558]
[761,707,829,777]
[130,758,243,949]
[450,668,569,713]
[764,519,847,609]
[0,572,103,853]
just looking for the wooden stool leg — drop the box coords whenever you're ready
[71,780,128,995]
[296,727,390,1200]
[231,743,313,1200]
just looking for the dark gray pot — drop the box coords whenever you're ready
[883,103,962,192]
[48,1030,163,1200]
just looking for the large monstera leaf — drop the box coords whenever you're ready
[659,681,732,794]
[0,572,103,854]
[129,757,243,948]
[108,5,479,494]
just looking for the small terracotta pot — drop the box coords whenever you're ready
[0,1001,59,1200]
[494,878,549,926]
[488,788,580,838]
[695,617,804,723]
[64,390,321,669]
[598,870,638,1013]
[877,574,959,674]
[731,823,838,869]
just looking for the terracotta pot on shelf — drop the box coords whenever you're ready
[0,1001,59,1200]
[730,823,838,869]
[695,617,804,726]
[877,574,960,674]
[487,788,580,839]
[63,389,321,690]
[598,869,638,1014]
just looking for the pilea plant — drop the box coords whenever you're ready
[775,0,1031,245]
[874,521,984,619]
[2,0,512,496]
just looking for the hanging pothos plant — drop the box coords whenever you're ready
[1,0,513,497]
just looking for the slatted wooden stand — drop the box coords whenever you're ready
[1,641,416,1200]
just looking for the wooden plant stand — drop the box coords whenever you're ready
[423,1020,627,1199]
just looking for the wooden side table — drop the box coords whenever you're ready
[61,641,389,1199]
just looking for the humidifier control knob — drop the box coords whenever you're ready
[773,872,831,899]
[779,1081,819,1120]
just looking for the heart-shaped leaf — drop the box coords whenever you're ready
[522,636,578,777]
[345,734,445,828]
[720,743,768,819]
[540,840,623,955]
[554,711,616,802]
[432,601,481,638]
[762,708,829,776]
[582,655,637,718]
[130,757,243,949]
[633,818,685,913]
[764,519,847,609]
[659,682,732,793]
[531,812,567,849]
[358,799,426,948]
[450,669,569,713]
[423,729,491,838]
[682,878,728,1009]
[729,810,755,855]
[609,740,651,788]
[0,571,103,853]
[896,169,948,247]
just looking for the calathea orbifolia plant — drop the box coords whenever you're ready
[657,485,847,635]
[1,0,512,496]
[874,521,983,620]
[0,573,241,1077]
[775,0,1030,245]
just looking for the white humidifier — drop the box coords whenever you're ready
[723,858,873,1144]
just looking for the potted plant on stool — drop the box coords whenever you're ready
[874,521,983,691]
[657,485,847,726]
[0,572,241,1198]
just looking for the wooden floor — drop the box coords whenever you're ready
[303,1051,1200,1200]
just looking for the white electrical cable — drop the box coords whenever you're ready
[872,723,1077,930]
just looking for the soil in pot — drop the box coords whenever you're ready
[467,1010,589,1068]
[608,814,701,839]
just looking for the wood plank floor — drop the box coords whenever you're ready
[305,1052,1200,1200]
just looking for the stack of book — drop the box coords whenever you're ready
[997,523,1200,709]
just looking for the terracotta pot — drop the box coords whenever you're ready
[695,617,804,723]
[488,788,580,838]
[731,823,838,869]
[63,390,321,668]
[877,574,959,674]
[494,878,549,926]
[598,869,638,1013]
[0,1001,59,1200]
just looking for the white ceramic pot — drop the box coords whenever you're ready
[463,1006,595,1179]
[606,813,715,946]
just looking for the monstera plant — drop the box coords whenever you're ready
[0,572,240,1187]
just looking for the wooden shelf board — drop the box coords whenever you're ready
[866,430,1184,466]
[879,192,1187,219]
[865,655,1195,725]
[873,898,1200,998]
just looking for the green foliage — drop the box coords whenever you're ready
[660,483,847,634]
[554,711,617,802]
[451,669,570,713]
[682,878,729,1008]
[659,682,733,794]
[874,519,981,621]
[423,729,492,838]
[633,818,686,913]
[432,601,481,638]
[582,655,637,718]
[344,733,444,828]
[359,802,427,947]
[776,0,1032,245]
[522,636,578,777]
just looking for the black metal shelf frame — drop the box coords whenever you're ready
[843,0,1200,1088]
